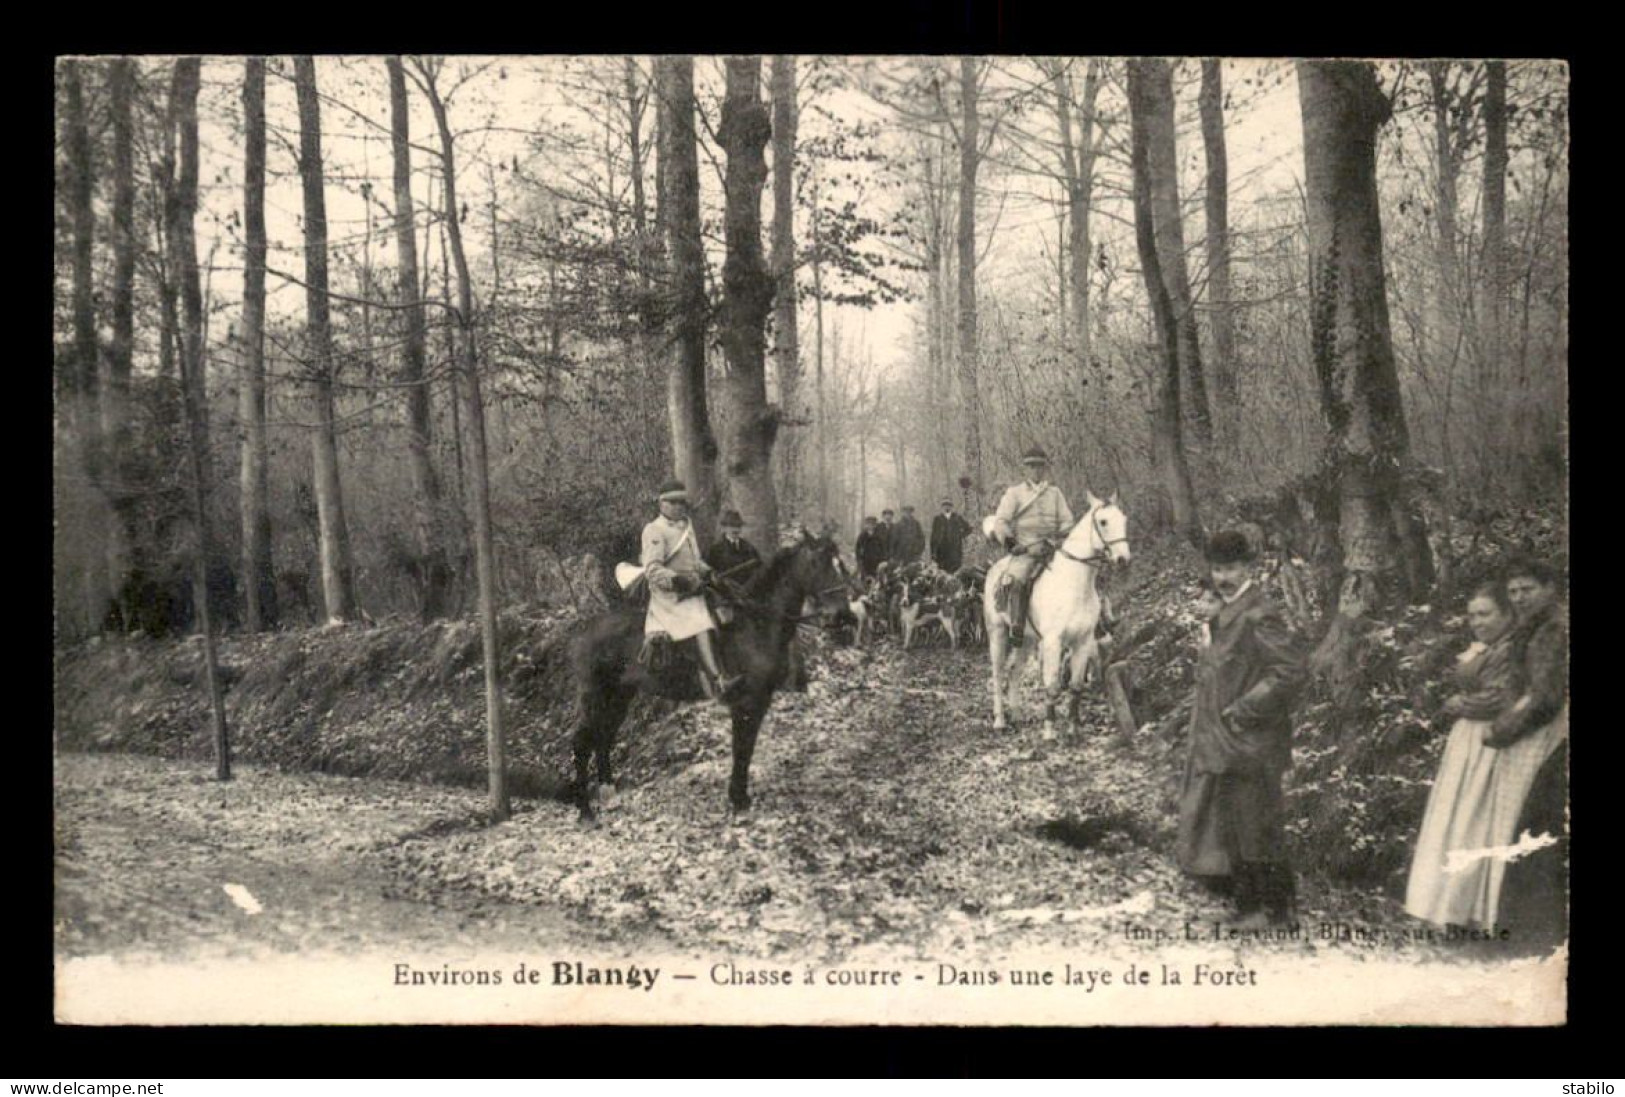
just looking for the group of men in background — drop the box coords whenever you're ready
[853,501,974,580]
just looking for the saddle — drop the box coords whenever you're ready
[994,540,1056,610]
[637,631,686,674]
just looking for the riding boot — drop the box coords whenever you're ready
[1008,584,1030,648]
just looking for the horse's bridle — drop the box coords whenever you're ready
[1053,504,1128,568]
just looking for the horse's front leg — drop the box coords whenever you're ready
[571,701,600,825]
[1066,636,1099,729]
[988,612,1009,730]
[1039,636,1067,741]
[727,694,768,818]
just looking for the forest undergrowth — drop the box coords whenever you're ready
[56,503,1566,917]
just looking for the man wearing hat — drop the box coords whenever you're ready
[705,509,764,627]
[890,505,926,568]
[854,516,889,580]
[1177,529,1306,929]
[641,479,740,700]
[705,509,763,580]
[930,498,972,574]
[989,445,1076,647]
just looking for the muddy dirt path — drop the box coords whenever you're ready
[57,640,1488,968]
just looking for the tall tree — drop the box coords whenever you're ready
[1298,60,1433,603]
[293,56,358,622]
[64,59,106,630]
[1127,60,1202,545]
[811,166,829,523]
[239,56,278,632]
[411,56,510,820]
[168,58,231,779]
[956,57,985,513]
[1051,58,1102,381]
[1481,59,1508,387]
[105,58,138,615]
[770,55,801,515]
[1426,61,1465,336]
[64,61,97,458]
[387,56,451,621]
[655,56,721,541]
[718,56,779,551]
[1140,58,1212,448]
[1199,59,1239,430]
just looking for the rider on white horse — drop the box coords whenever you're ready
[989,446,1075,648]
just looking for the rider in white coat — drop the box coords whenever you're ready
[989,446,1075,647]
[641,479,740,699]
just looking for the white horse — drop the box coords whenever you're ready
[981,492,1131,738]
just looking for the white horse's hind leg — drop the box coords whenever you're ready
[1004,640,1029,715]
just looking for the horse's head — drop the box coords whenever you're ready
[792,531,856,627]
[1062,490,1132,568]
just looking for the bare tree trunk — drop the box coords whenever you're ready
[293,56,357,622]
[1200,59,1239,435]
[64,59,107,633]
[1298,60,1434,605]
[812,186,829,524]
[387,56,451,621]
[1127,59,1203,546]
[1055,59,1100,382]
[1140,58,1212,449]
[655,56,721,543]
[106,59,139,615]
[416,57,509,820]
[1428,62,1463,338]
[65,60,97,465]
[239,57,278,632]
[770,55,800,517]
[921,141,952,501]
[168,58,231,779]
[1482,62,1508,386]
[894,434,908,508]
[718,57,779,552]
[957,57,985,514]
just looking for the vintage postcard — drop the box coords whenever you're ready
[53,54,1568,1026]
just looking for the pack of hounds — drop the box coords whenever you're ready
[845,560,986,650]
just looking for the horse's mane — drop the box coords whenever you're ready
[743,541,808,600]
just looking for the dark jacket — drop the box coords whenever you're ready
[1487,601,1568,747]
[890,516,925,565]
[855,530,889,578]
[1450,630,1521,721]
[705,534,763,581]
[1187,583,1307,775]
[930,512,972,572]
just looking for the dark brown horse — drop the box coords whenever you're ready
[566,532,851,823]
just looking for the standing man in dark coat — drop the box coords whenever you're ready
[855,516,889,580]
[705,509,763,581]
[930,498,972,574]
[704,509,763,629]
[890,505,926,568]
[877,509,897,563]
[1176,530,1307,928]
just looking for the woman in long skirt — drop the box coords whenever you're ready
[1489,558,1569,943]
[1404,584,1522,928]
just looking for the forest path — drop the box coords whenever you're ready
[57,638,1472,967]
